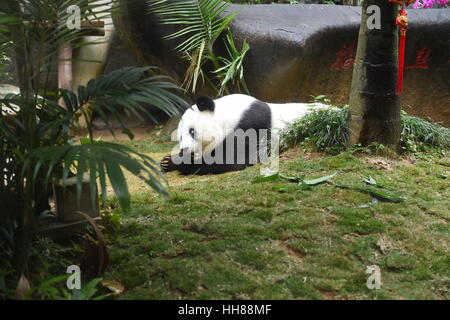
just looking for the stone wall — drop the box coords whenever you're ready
[114,2,450,126]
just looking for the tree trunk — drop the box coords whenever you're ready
[3,0,34,277]
[348,0,401,149]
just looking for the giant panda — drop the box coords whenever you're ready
[160,94,327,175]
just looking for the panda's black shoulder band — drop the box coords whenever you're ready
[196,96,215,112]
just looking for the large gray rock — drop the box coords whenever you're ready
[114,3,450,125]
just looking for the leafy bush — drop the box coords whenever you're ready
[400,111,450,153]
[0,39,12,80]
[148,0,249,95]
[281,105,349,153]
[281,103,450,155]
[0,0,187,296]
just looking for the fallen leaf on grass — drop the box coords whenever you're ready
[15,274,30,300]
[279,174,305,182]
[335,184,406,203]
[363,176,377,186]
[303,173,337,185]
[101,279,125,295]
[252,173,280,184]
[272,184,289,192]
[254,172,337,191]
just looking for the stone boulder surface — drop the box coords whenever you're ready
[114,2,450,125]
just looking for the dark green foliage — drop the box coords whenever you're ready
[281,105,450,155]
[0,0,187,296]
[280,105,349,153]
[400,112,450,153]
[0,39,12,80]
[148,0,249,95]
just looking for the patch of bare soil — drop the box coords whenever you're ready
[365,158,394,171]
[398,158,416,166]
[272,240,305,262]
[319,290,337,300]
[279,146,302,160]
[74,126,156,142]
[304,152,323,160]
[91,127,155,141]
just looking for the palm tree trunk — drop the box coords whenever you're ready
[348,0,401,149]
[3,0,34,276]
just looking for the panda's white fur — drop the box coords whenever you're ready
[177,94,326,156]
[160,94,329,174]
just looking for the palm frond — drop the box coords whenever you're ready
[181,40,207,90]
[1,0,119,85]
[147,0,238,93]
[75,66,187,138]
[23,141,168,211]
[214,29,249,95]
[149,0,235,52]
[1,0,190,280]
[1,66,185,211]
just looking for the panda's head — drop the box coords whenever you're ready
[177,96,226,156]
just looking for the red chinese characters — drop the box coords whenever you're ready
[329,43,356,71]
[406,47,431,70]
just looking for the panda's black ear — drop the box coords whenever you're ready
[196,96,215,112]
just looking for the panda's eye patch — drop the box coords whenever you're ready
[189,128,195,139]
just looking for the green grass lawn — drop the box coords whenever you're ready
[103,137,450,300]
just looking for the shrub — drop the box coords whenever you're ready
[400,111,450,153]
[281,105,349,153]
[281,104,450,155]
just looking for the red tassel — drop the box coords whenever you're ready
[397,28,406,93]
[395,8,408,94]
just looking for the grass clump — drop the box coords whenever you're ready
[281,105,349,153]
[400,112,450,153]
[281,103,450,156]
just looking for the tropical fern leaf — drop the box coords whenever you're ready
[74,66,187,137]
[147,0,238,93]
[23,141,168,211]
[1,0,190,283]
[149,0,236,53]
[214,29,249,95]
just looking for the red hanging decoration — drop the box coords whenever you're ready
[388,0,415,94]
[395,8,408,93]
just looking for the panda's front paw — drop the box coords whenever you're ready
[160,155,176,172]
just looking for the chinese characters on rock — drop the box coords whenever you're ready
[328,43,356,71]
[405,47,431,69]
[328,44,438,71]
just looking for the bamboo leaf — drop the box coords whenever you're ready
[252,173,280,184]
[363,176,377,186]
[24,142,168,212]
[335,184,406,203]
[303,173,337,185]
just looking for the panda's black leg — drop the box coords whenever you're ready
[160,152,205,174]
[160,154,246,175]
[160,138,254,175]
[160,155,176,172]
